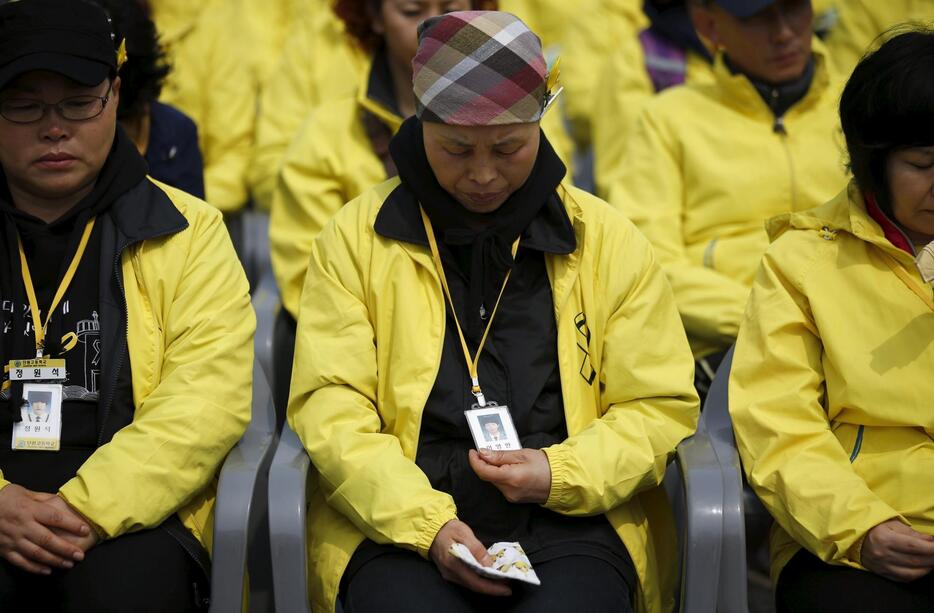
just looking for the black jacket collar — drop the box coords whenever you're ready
[374,181,576,255]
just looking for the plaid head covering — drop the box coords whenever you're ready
[413,11,555,125]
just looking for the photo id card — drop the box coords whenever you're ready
[12,383,62,451]
[465,405,521,451]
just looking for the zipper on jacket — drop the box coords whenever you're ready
[849,425,865,463]
[772,115,787,135]
[97,223,182,445]
[774,116,798,211]
[96,242,131,447]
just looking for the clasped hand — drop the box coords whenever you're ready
[862,519,934,582]
[0,484,98,575]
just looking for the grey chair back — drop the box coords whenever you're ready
[698,346,757,613]
[210,359,277,612]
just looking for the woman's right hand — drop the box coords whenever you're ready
[428,519,512,596]
[861,519,934,582]
[0,484,89,574]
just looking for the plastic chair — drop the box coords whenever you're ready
[268,423,312,613]
[269,422,725,613]
[239,209,272,292]
[209,358,278,613]
[697,346,771,613]
[669,429,727,613]
[252,269,279,384]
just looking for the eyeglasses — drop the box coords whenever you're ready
[0,89,112,124]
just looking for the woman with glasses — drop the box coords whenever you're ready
[730,28,934,612]
[0,0,253,609]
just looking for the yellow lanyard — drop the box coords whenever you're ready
[420,207,519,407]
[17,218,96,358]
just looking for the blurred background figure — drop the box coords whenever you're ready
[825,0,933,76]
[558,0,646,152]
[250,0,574,211]
[149,0,255,214]
[604,0,848,395]
[592,0,716,190]
[99,0,205,199]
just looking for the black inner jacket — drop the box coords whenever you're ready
[0,128,144,492]
[726,55,816,120]
[343,124,636,595]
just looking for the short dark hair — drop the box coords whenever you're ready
[839,27,934,211]
[94,0,169,121]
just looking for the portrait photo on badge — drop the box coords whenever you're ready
[465,405,521,451]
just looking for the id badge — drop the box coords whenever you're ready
[465,403,521,451]
[7,358,66,382]
[12,383,63,451]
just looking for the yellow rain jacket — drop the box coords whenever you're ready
[250,11,369,210]
[825,0,933,77]
[592,36,714,196]
[730,182,934,582]
[561,0,647,146]
[499,0,578,52]
[0,179,254,550]
[288,179,699,613]
[155,0,255,212]
[250,11,576,211]
[270,62,401,319]
[605,46,848,358]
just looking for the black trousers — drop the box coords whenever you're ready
[341,549,633,613]
[777,548,934,613]
[0,526,206,613]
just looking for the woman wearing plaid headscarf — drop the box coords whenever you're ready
[287,11,699,613]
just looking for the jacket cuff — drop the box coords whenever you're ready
[415,507,459,560]
[542,444,573,512]
[57,490,109,541]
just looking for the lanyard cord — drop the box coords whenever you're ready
[419,207,519,407]
[17,218,96,358]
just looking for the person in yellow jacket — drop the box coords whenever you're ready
[151,0,255,212]
[250,0,575,211]
[558,0,645,148]
[824,0,933,77]
[270,0,494,321]
[0,2,253,608]
[730,29,934,611]
[288,11,698,613]
[592,0,716,194]
[606,0,848,388]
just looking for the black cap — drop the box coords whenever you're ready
[712,0,778,19]
[0,0,117,91]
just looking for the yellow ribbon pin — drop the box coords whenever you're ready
[545,57,561,94]
[116,38,128,69]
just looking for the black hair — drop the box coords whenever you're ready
[839,26,934,211]
[94,0,169,121]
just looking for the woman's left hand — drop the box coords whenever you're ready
[468,448,552,504]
